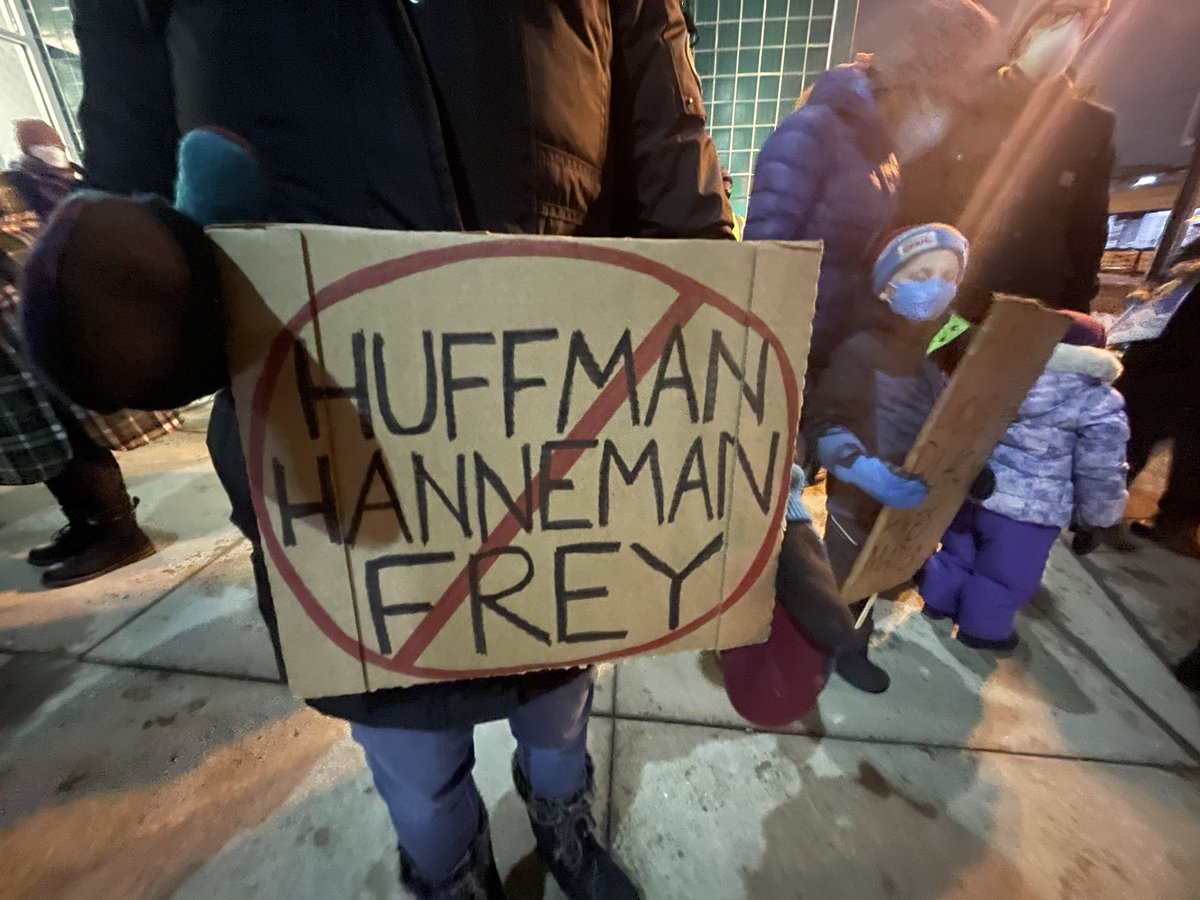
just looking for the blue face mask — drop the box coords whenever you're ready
[886,278,957,322]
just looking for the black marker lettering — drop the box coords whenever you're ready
[442,332,495,441]
[631,533,724,630]
[598,440,665,526]
[668,435,714,523]
[468,547,549,655]
[474,446,534,537]
[557,330,640,433]
[703,331,769,424]
[375,331,437,435]
[554,542,628,644]
[539,440,597,531]
[365,553,452,655]
[645,324,699,426]
[413,453,472,544]
[346,449,413,546]
[273,455,341,547]
[503,329,558,438]
[293,334,373,440]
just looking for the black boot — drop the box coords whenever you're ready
[27,521,98,567]
[27,497,141,567]
[1173,644,1200,694]
[513,755,640,900]
[834,602,890,694]
[399,806,506,900]
[41,515,154,588]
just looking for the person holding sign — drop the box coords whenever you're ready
[919,312,1129,651]
[808,224,971,693]
[17,2,752,898]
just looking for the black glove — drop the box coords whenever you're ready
[969,466,996,501]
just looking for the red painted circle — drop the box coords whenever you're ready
[248,238,799,678]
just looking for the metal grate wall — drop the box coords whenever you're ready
[690,0,857,218]
[23,0,83,147]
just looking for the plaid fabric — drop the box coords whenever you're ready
[77,405,181,452]
[0,279,70,485]
[0,173,180,479]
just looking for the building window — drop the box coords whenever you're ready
[689,0,857,218]
[0,0,78,165]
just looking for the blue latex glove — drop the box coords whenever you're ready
[816,428,928,509]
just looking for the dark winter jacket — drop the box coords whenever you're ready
[744,61,900,370]
[898,68,1114,320]
[5,155,80,220]
[807,300,946,522]
[71,0,733,731]
[984,343,1128,529]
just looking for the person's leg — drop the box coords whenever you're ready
[509,671,593,799]
[509,671,638,899]
[824,494,890,694]
[351,721,501,896]
[956,509,1059,648]
[37,405,153,585]
[916,505,978,620]
[1155,405,1200,526]
[1119,376,1163,485]
[206,389,286,679]
[775,523,857,652]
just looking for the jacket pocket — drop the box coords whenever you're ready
[535,142,603,235]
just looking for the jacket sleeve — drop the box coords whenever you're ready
[1061,109,1115,313]
[1072,384,1130,529]
[803,333,877,449]
[73,0,179,197]
[609,0,734,239]
[743,107,832,242]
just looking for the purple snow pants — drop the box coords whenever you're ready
[918,504,1060,642]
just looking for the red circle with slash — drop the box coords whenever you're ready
[248,239,800,678]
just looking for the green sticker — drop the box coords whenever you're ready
[928,313,971,355]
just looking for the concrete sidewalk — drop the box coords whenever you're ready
[1,405,1198,900]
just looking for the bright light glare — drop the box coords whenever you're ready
[1134,175,1159,187]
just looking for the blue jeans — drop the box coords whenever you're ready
[351,671,594,881]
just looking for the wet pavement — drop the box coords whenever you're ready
[1,402,1197,899]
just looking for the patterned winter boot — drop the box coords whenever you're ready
[399,807,506,900]
[512,755,640,900]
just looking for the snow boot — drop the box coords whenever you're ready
[41,515,154,588]
[513,755,640,900]
[399,807,506,900]
[835,602,890,694]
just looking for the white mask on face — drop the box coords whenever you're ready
[28,144,70,169]
[892,95,953,163]
[1015,16,1087,82]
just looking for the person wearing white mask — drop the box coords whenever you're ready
[6,119,81,220]
[897,0,1116,325]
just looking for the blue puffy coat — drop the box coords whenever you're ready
[744,61,899,369]
[984,343,1129,529]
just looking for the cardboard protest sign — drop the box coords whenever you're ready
[840,296,1069,602]
[210,226,819,697]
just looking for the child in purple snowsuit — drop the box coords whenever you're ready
[919,311,1129,651]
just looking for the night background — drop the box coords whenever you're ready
[854,0,1200,170]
